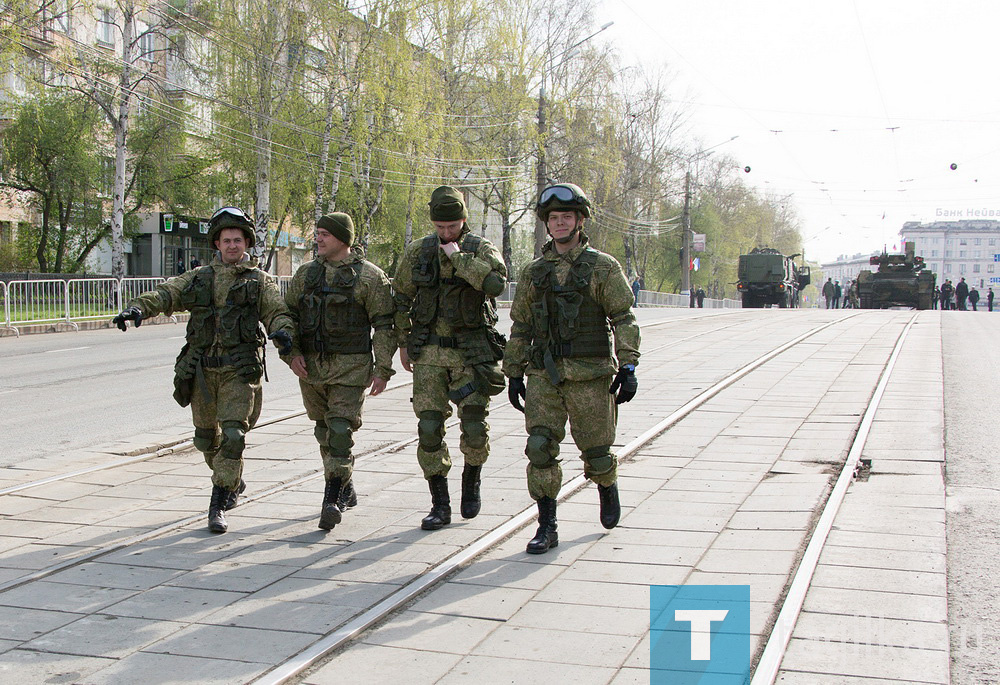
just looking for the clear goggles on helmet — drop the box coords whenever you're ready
[209,206,251,226]
[538,184,584,207]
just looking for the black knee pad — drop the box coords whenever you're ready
[325,417,354,457]
[583,445,614,475]
[460,405,488,449]
[417,410,445,451]
[526,427,559,468]
[219,421,246,460]
[193,427,220,453]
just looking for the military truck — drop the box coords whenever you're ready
[737,248,811,308]
[857,241,935,310]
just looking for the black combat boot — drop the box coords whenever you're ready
[318,477,344,530]
[337,478,358,510]
[598,483,621,529]
[526,497,558,554]
[208,485,229,534]
[421,475,451,530]
[460,464,482,519]
[223,479,246,511]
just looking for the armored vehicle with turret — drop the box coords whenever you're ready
[857,241,935,310]
[737,248,811,308]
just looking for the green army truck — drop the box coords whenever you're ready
[737,247,811,308]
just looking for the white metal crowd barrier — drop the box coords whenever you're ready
[1,277,168,337]
[0,277,739,338]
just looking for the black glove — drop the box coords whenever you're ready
[112,306,143,332]
[268,330,293,356]
[609,364,637,404]
[508,376,526,413]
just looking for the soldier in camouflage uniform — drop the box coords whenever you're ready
[393,186,507,531]
[283,213,396,531]
[504,183,640,554]
[113,207,294,534]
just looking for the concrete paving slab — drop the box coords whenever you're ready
[532,578,651,609]
[819,545,945,573]
[697,548,800,575]
[0,580,136,613]
[811,564,945,596]
[292,556,429,585]
[47,561,183,590]
[21,614,186,659]
[163,561,295,593]
[200,597,358,633]
[436,653,616,685]
[0,604,82,641]
[142,623,318,664]
[85,651,270,685]
[101,585,245,622]
[302,643,463,685]
[447,557,566,591]
[473,623,640,667]
[779,636,948,683]
[791,610,949,651]
[359,609,501,654]
[408,582,537,621]
[802,586,947,623]
[0,649,116,683]
[825,529,946,553]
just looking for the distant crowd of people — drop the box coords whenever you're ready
[934,278,993,311]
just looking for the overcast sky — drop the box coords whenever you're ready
[597,0,1000,265]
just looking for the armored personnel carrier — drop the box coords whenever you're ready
[857,241,935,310]
[737,248,811,308]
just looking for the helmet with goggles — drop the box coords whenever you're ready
[208,206,256,247]
[535,183,592,222]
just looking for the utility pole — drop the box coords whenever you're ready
[681,170,692,294]
[534,87,547,257]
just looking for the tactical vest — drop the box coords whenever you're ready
[179,266,266,351]
[528,247,612,374]
[297,259,372,355]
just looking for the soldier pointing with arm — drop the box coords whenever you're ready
[282,213,396,530]
[393,186,507,531]
[113,207,294,534]
[503,183,640,555]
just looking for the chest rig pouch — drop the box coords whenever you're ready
[529,248,612,384]
[298,260,372,355]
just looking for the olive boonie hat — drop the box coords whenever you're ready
[316,212,355,247]
[208,207,255,247]
[428,185,468,221]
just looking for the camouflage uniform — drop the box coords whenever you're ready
[283,251,396,483]
[503,234,640,501]
[393,228,507,479]
[128,255,293,491]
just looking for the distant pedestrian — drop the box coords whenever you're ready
[833,280,842,309]
[190,257,201,270]
[932,286,940,310]
[696,286,705,308]
[823,278,834,309]
[969,287,980,311]
[956,278,969,311]
[941,280,954,310]
[631,276,642,307]
[175,252,186,275]
[989,288,995,312]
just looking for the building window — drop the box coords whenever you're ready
[960,264,967,274]
[974,264,981,273]
[960,238,968,245]
[990,239,996,246]
[931,250,938,257]
[945,264,952,273]
[959,250,966,258]
[975,238,982,246]
[52,0,70,33]
[989,264,995,274]
[138,28,155,61]
[97,8,116,47]
[945,251,952,258]
[0,221,13,245]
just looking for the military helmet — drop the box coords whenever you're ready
[535,183,592,221]
[208,206,255,247]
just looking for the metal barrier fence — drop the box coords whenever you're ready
[1,277,168,337]
[0,276,740,338]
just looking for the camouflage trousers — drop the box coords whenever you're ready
[524,373,618,499]
[412,363,492,478]
[299,379,366,481]
[191,367,262,490]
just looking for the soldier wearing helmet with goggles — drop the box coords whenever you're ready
[112,206,295,534]
[503,183,641,555]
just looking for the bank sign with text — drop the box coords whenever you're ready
[650,585,752,684]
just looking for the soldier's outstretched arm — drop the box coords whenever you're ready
[113,271,194,330]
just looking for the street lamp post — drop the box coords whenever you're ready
[534,21,614,257]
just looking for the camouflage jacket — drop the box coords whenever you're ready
[284,253,397,386]
[129,255,293,356]
[503,235,640,382]
[393,228,507,368]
